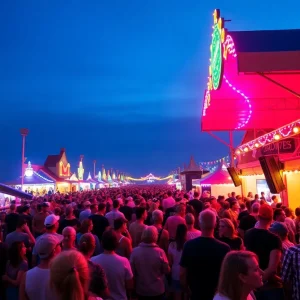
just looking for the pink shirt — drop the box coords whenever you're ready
[164,215,186,240]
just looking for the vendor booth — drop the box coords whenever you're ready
[201,9,300,209]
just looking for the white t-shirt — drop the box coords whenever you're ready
[168,242,182,281]
[91,253,133,300]
[25,267,55,300]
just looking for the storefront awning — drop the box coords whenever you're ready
[0,183,33,199]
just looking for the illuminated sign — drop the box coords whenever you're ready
[209,9,226,90]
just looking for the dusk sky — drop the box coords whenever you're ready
[0,1,299,180]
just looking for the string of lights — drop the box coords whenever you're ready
[236,119,300,154]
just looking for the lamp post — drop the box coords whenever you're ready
[93,160,96,178]
[20,128,29,191]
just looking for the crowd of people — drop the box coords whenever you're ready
[0,185,300,300]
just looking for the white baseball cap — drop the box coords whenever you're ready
[44,214,60,227]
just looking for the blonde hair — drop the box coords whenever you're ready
[141,226,158,243]
[50,250,89,300]
[185,213,195,225]
[217,251,258,300]
[219,218,236,238]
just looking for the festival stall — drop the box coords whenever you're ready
[0,183,33,208]
[194,164,242,197]
[201,9,300,209]
[6,162,55,195]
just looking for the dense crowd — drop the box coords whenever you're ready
[0,185,300,300]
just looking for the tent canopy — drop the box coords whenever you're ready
[0,183,33,200]
[202,29,300,131]
[199,165,233,185]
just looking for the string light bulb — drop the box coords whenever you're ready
[274,134,281,141]
[243,147,249,152]
[236,150,241,155]
[255,143,259,148]
[293,126,299,134]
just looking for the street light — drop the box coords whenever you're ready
[20,128,29,191]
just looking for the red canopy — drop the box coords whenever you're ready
[202,28,300,131]
[200,165,233,185]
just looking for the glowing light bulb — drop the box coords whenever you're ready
[274,134,281,141]
[293,127,299,134]
[255,143,259,148]
[236,150,241,155]
[243,147,249,152]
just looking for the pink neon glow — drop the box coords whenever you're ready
[223,35,252,129]
[203,33,253,129]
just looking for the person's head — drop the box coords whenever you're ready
[185,213,196,227]
[62,226,77,249]
[217,251,263,300]
[295,207,300,218]
[175,224,187,251]
[284,207,293,219]
[114,217,128,232]
[231,192,236,198]
[167,191,172,197]
[152,209,163,224]
[273,208,286,222]
[16,216,27,230]
[101,229,118,252]
[270,222,289,241]
[222,201,230,210]
[176,203,186,217]
[98,203,106,215]
[65,205,74,217]
[112,199,120,209]
[251,202,260,214]
[199,209,216,232]
[41,202,50,213]
[10,204,16,212]
[219,218,236,238]
[247,192,253,198]
[141,225,158,244]
[44,214,60,232]
[90,204,98,215]
[78,233,96,258]
[271,195,278,203]
[239,202,246,212]
[54,207,61,216]
[193,191,199,199]
[258,204,273,225]
[230,201,239,211]
[35,234,63,261]
[83,201,91,209]
[135,207,147,221]
[80,219,93,234]
[22,204,30,214]
[254,194,259,200]
[50,250,89,300]
[9,241,27,267]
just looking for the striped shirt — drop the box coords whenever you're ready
[282,245,300,300]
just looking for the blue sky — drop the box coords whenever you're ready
[0,1,299,180]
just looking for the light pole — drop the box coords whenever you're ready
[93,160,96,178]
[20,128,29,191]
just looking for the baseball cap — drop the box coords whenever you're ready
[258,204,273,220]
[42,202,50,207]
[44,214,60,227]
[126,197,133,201]
[83,201,91,207]
[270,221,288,237]
[36,234,63,259]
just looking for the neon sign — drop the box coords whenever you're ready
[209,9,226,90]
